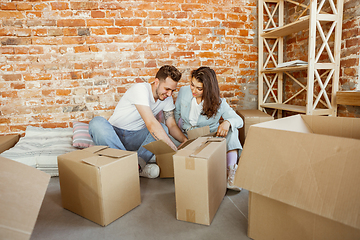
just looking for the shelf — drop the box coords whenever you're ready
[261,103,334,115]
[262,65,308,73]
[260,103,306,113]
[258,0,343,117]
[261,15,335,38]
[262,16,310,38]
[336,91,360,106]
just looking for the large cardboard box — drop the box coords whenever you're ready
[143,126,210,178]
[58,146,141,226]
[234,115,360,240]
[173,137,227,225]
[235,109,273,146]
[0,134,20,153]
[0,156,50,240]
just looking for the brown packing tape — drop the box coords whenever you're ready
[189,137,223,157]
[186,209,196,223]
[185,157,195,170]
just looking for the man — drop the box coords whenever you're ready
[89,65,188,178]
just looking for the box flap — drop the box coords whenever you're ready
[0,134,20,153]
[83,145,109,154]
[237,109,274,119]
[97,147,134,158]
[302,115,360,140]
[0,156,50,240]
[82,155,121,168]
[252,114,313,133]
[186,126,210,140]
[188,138,225,159]
[235,115,360,230]
[143,140,175,155]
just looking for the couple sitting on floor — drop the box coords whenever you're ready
[89,65,243,191]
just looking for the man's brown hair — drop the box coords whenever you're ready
[156,65,182,82]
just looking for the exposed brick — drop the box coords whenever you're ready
[1,37,31,45]
[27,19,56,27]
[23,73,52,81]
[77,28,90,36]
[71,2,98,10]
[56,89,71,96]
[57,19,86,27]
[25,11,42,18]
[0,47,15,54]
[2,91,18,98]
[51,2,69,10]
[1,3,17,10]
[87,19,113,26]
[32,37,62,45]
[86,36,113,44]
[107,27,121,35]
[74,45,90,53]
[2,20,23,27]
[62,36,86,45]
[2,74,22,81]
[91,10,105,18]
[33,3,49,11]
[115,19,143,27]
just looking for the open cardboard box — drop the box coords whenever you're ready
[0,156,50,240]
[143,126,211,178]
[58,146,141,226]
[173,136,227,225]
[235,109,273,146]
[234,114,360,240]
[0,134,20,153]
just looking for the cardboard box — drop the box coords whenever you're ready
[0,156,50,240]
[186,125,210,140]
[173,137,227,225]
[58,146,141,226]
[234,115,360,240]
[143,126,210,178]
[235,109,273,146]
[143,139,195,178]
[0,134,20,153]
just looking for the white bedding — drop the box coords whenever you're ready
[0,126,77,176]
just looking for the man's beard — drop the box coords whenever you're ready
[156,86,166,101]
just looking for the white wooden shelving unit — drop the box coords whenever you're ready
[258,0,344,117]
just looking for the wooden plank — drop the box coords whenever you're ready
[258,0,264,111]
[262,65,308,73]
[262,15,334,38]
[262,16,310,38]
[260,103,307,113]
[336,91,360,106]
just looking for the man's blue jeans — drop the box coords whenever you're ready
[88,116,169,162]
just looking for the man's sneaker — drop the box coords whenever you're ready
[139,164,160,179]
[227,164,242,192]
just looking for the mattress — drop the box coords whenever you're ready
[0,126,77,176]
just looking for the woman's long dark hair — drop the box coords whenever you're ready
[191,67,221,118]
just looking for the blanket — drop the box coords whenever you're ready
[0,126,77,176]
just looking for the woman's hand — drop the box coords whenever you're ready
[216,120,230,137]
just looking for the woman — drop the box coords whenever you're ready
[174,66,243,191]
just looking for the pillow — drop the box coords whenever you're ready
[72,121,95,149]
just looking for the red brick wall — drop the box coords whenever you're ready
[0,0,258,135]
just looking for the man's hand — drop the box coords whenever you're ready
[135,105,178,151]
[216,120,230,137]
[164,110,188,144]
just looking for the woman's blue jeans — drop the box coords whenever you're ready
[89,116,169,162]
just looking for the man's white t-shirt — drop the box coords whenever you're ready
[109,82,175,131]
